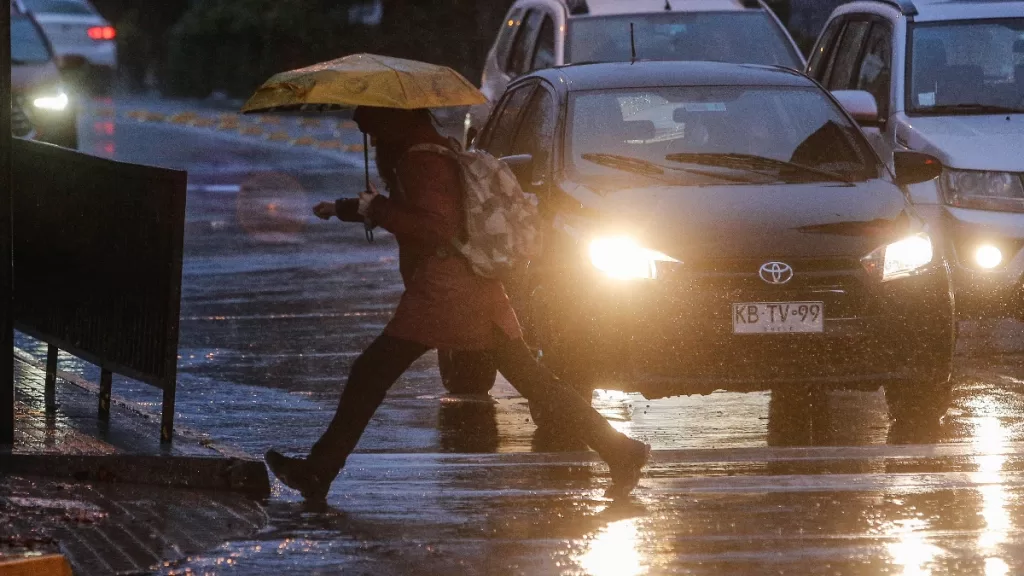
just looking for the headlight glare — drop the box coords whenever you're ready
[588,236,678,280]
[941,169,1024,213]
[33,91,69,111]
[862,233,933,282]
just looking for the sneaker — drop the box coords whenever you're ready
[605,440,650,499]
[265,449,331,502]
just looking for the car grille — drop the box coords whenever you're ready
[11,96,34,138]
[659,257,870,320]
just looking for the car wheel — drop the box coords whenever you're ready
[766,385,830,446]
[439,349,497,395]
[883,378,953,426]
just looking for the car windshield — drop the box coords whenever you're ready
[566,12,802,69]
[565,85,881,187]
[11,16,52,64]
[908,18,1024,114]
[22,0,94,14]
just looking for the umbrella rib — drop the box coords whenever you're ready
[392,68,410,108]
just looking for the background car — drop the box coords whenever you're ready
[469,61,953,427]
[10,1,79,149]
[20,0,116,94]
[463,0,805,145]
[807,0,1024,320]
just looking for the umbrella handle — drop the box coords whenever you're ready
[363,132,374,243]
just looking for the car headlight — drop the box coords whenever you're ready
[940,169,1024,213]
[588,236,679,280]
[861,233,934,282]
[33,91,69,111]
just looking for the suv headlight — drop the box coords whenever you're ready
[940,169,1024,213]
[588,236,679,280]
[33,90,69,112]
[861,233,934,282]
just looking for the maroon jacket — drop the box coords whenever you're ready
[354,128,522,350]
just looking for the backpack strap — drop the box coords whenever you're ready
[407,142,458,159]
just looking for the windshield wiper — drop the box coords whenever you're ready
[917,103,1022,115]
[665,152,854,185]
[581,153,763,184]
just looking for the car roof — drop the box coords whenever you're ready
[841,0,1024,22]
[522,61,814,92]
[564,0,763,16]
[912,0,1024,22]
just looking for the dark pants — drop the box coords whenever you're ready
[307,332,632,479]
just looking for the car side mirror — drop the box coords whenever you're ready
[500,153,534,185]
[57,54,88,71]
[893,151,943,187]
[832,90,881,128]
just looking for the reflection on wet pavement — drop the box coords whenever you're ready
[66,98,1024,575]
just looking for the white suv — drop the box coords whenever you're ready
[465,0,804,143]
[808,0,1024,318]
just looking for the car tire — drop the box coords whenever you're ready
[883,378,954,426]
[439,349,497,395]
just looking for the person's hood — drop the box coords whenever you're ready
[897,114,1024,172]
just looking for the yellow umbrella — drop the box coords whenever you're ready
[241,53,486,113]
[242,54,485,242]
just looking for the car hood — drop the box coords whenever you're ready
[561,179,919,261]
[897,115,1024,172]
[11,62,61,93]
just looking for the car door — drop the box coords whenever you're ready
[508,9,546,80]
[530,13,556,72]
[477,83,538,158]
[506,84,559,198]
[818,17,894,161]
[851,20,895,161]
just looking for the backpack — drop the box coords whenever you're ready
[408,140,540,279]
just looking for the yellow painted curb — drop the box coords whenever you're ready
[0,555,73,576]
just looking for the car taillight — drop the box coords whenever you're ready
[87,26,116,40]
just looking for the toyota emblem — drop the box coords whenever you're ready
[759,262,794,285]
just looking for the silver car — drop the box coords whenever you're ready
[807,0,1024,319]
[20,0,116,92]
[465,0,805,145]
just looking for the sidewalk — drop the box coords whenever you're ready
[1,348,270,575]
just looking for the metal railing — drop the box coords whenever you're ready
[11,139,187,443]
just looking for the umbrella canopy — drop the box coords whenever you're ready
[241,53,486,114]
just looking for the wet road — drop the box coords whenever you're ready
[41,97,1024,574]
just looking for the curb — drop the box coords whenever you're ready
[0,454,270,499]
[0,555,72,576]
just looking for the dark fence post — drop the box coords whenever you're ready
[45,344,58,413]
[98,369,111,421]
[1,0,15,446]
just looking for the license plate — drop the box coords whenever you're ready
[732,302,824,334]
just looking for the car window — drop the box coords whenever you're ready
[531,15,556,72]
[508,10,544,78]
[22,0,94,15]
[827,21,870,90]
[495,8,525,74]
[481,85,537,158]
[808,18,844,81]
[855,22,893,118]
[510,88,558,181]
[566,12,802,69]
[565,86,881,187]
[11,16,52,64]
[908,18,1024,114]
